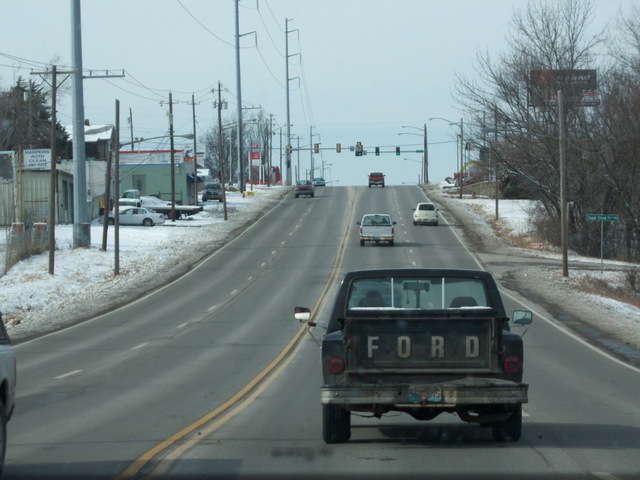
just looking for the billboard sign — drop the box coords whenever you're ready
[529,69,598,107]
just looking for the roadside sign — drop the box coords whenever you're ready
[530,243,544,249]
[586,213,620,273]
[24,149,51,170]
[586,214,619,222]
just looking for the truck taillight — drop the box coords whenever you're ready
[328,356,345,374]
[359,227,363,234]
[503,355,521,374]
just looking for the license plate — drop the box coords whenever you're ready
[408,387,442,403]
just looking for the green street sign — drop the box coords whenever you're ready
[586,214,619,222]
[415,150,424,153]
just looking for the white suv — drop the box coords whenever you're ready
[412,202,439,226]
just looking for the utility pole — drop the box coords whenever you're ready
[31,65,75,274]
[310,125,315,182]
[70,0,124,248]
[423,123,429,184]
[191,94,198,205]
[285,19,298,186]
[217,83,228,220]
[71,0,89,248]
[128,108,134,151]
[558,89,569,277]
[459,118,464,199]
[268,114,273,186]
[169,92,176,222]
[48,65,58,275]
[234,0,245,193]
[114,100,120,275]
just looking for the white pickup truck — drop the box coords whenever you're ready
[119,189,203,218]
[357,213,397,246]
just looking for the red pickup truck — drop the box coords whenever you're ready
[368,172,385,188]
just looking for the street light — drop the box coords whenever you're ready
[400,124,428,184]
[429,117,464,198]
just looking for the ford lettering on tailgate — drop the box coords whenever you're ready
[345,318,494,371]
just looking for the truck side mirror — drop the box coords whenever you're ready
[512,310,533,325]
[294,306,311,323]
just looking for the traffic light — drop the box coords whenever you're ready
[314,143,320,154]
[336,143,341,153]
[355,142,363,156]
[375,147,380,156]
[396,146,401,155]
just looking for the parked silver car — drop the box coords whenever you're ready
[107,207,166,227]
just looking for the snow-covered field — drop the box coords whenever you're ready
[1,183,639,358]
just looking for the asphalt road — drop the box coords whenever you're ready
[6,185,640,479]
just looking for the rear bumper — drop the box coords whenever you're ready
[322,379,528,407]
[360,235,394,242]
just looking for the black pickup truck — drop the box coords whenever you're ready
[0,313,16,474]
[295,268,532,444]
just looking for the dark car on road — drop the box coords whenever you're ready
[294,180,315,198]
[202,182,224,202]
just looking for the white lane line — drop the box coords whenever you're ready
[176,322,189,329]
[207,304,218,312]
[55,369,82,380]
[133,342,149,350]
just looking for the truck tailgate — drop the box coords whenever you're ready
[344,317,497,375]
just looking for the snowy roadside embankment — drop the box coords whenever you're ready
[1,186,289,342]
[427,184,640,360]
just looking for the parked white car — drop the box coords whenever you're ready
[107,207,166,227]
[412,202,439,226]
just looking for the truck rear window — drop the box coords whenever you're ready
[347,276,492,311]
[362,215,391,226]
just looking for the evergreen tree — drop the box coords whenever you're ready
[0,77,70,158]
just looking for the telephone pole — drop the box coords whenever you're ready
[31,65,75,274]
[217,83,228,220]
[70,0,124,247]
[169,92,176,222]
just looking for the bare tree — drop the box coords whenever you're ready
[453,0,632,257]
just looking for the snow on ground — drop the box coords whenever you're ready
[1,186,288,341]
[1,183,639,357]
[429,185,640,356]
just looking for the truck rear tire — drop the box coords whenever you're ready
[389,240,394,246]
[491,404,522,441]
[323,404,351,444]
[360,239,365,246]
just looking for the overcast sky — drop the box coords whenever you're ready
[0,0,635,186]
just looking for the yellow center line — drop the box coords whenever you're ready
[112,186,357,480]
